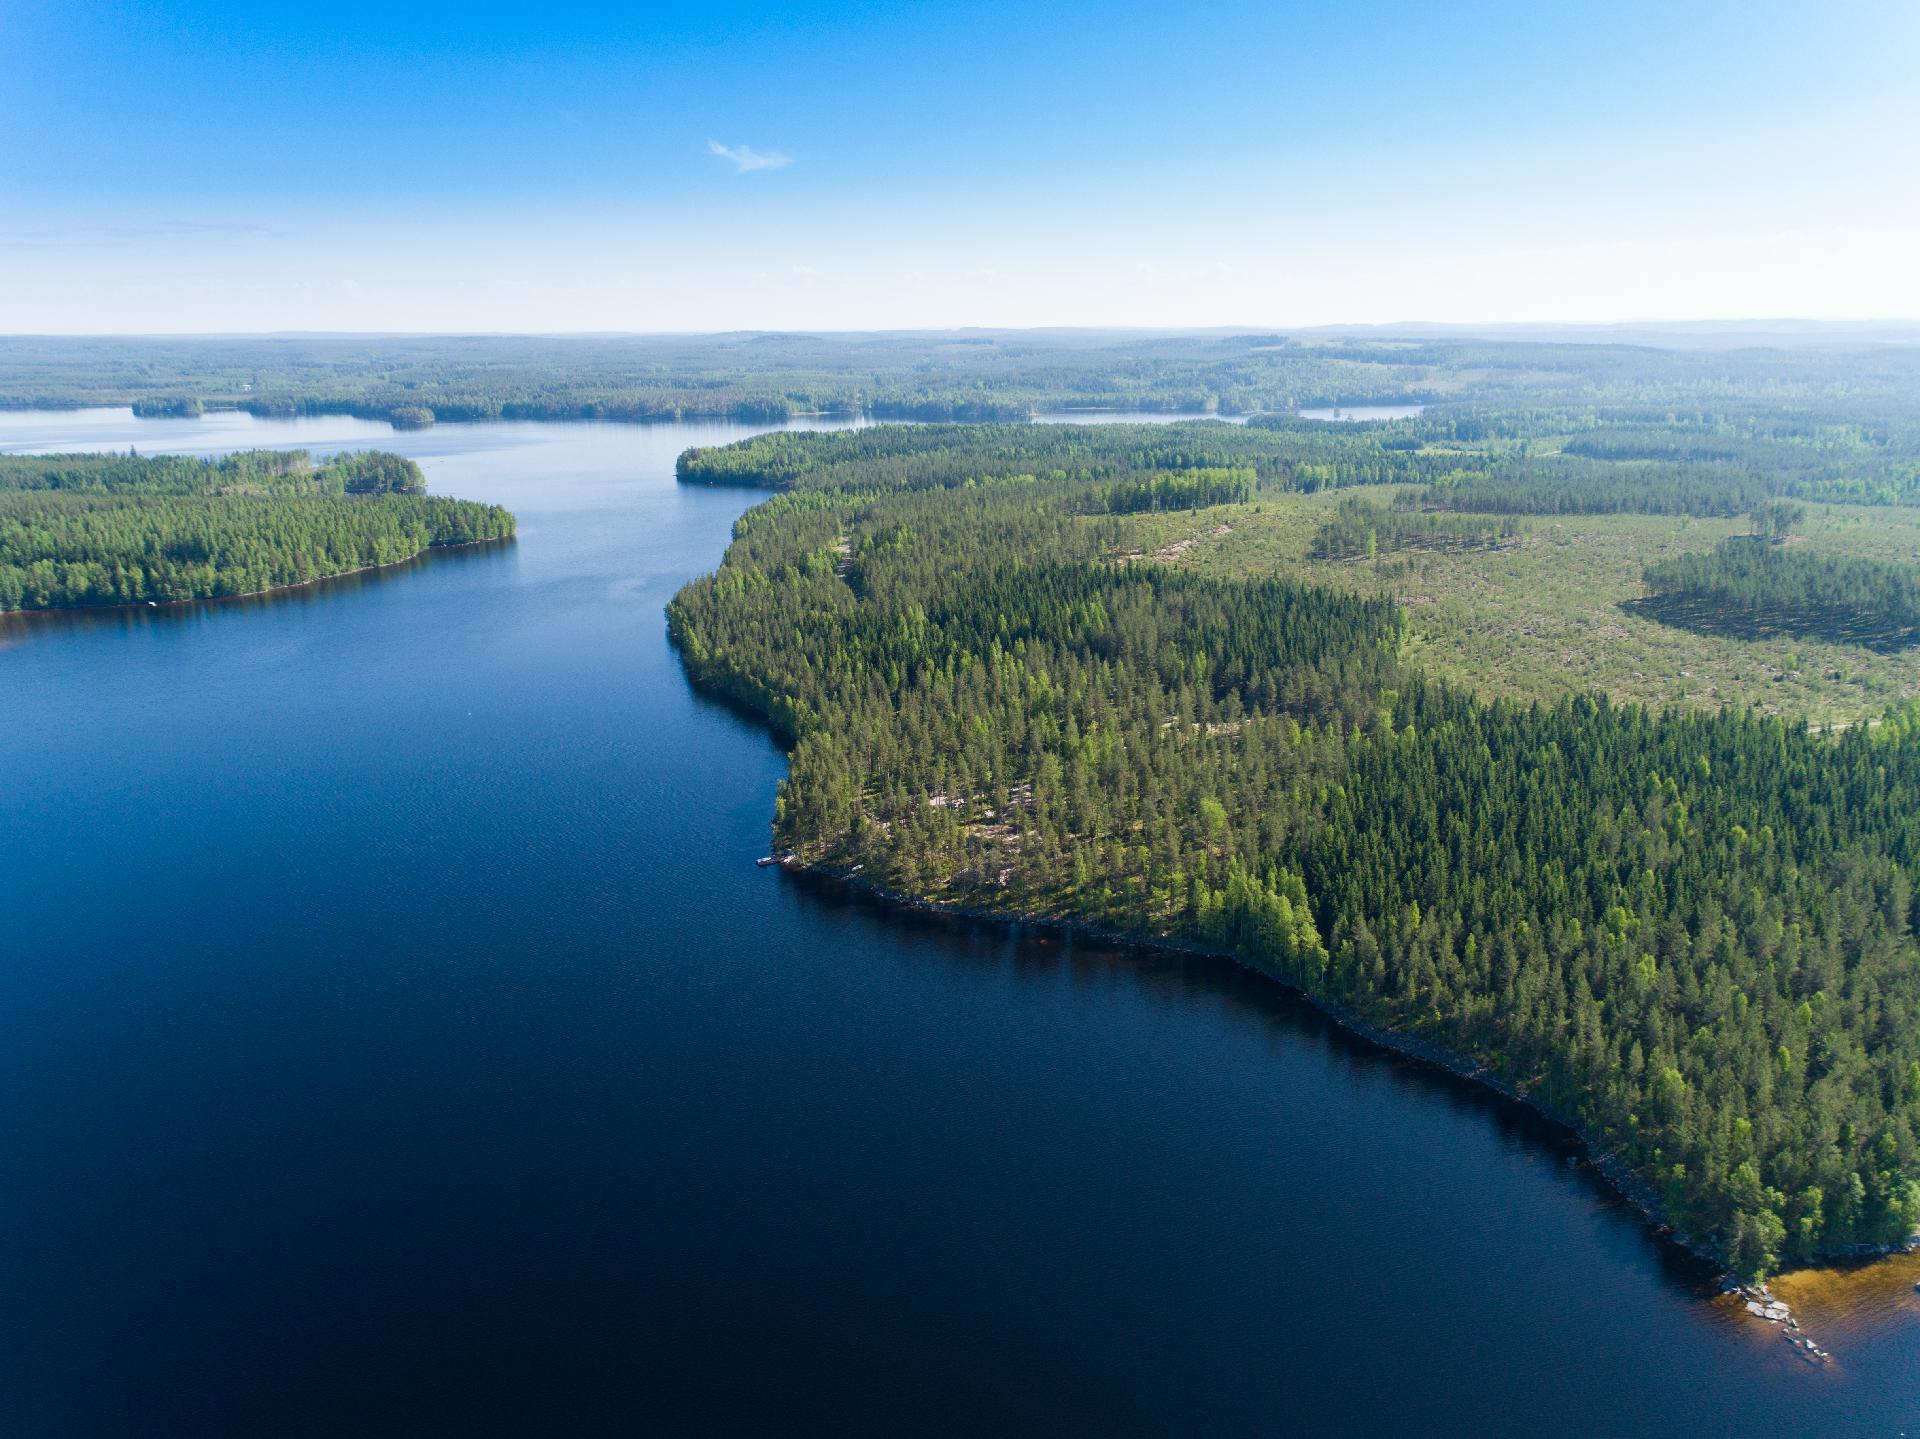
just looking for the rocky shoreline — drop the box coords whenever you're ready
[1736,1288,1828,1365]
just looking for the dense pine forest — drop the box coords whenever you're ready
[670,420,1920,1282]
[0,449,513,610]
[1410,457,1779,517]
[1641,539,1920,651]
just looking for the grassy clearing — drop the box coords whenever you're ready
[1109,489,1920,727]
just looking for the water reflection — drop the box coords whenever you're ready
[0,538,516,649]
[784,867,1735,1306]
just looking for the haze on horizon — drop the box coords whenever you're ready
[3,0,1917,334]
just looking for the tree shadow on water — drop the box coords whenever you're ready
[0,537,516,648]
[782,864,1731,1303]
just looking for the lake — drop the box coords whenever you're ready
[2,410,1915,1437]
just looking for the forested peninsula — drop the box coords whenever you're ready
[0,449,514,610]
[669,419,1920,1283]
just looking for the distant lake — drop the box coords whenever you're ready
[1298,403,1427,421]
[1,409,1915,1437]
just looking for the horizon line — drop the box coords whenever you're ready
[4,317,1920,342]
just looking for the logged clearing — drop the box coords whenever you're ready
[1115,489,1920,728]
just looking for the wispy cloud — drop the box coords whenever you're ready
[707,139,792,174]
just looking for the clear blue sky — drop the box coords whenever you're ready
[3,0,1916,331]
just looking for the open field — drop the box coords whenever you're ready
[1115,489,1920,727]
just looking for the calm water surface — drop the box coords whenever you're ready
[2,410,1915,1437]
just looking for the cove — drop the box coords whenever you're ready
[1,410,1915,1437]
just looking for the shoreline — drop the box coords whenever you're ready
[0,401,1240,428]
[764,851,1919,1293]
[0,533,514,619]
[765,850,1736,1277]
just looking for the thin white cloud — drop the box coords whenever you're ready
[707,140,792,174]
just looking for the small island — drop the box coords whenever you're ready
[129,396,205,419]
[0,448,514,611]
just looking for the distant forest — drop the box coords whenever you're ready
[0,449,513,610]
[676,419,1470,493]
[6,333,1920,471]
[677,407,1920,512]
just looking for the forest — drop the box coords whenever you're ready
[0,449,513,610]
[677,420,1481,494]
[1309,497,1518,560]
[1641,538,1920,651]
[8,331,1920,459]
[0,447,430,497]
[1410,457,1778,517]
[668,420,1920,1282]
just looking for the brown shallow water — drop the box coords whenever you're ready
[1770,1251,1920,1342]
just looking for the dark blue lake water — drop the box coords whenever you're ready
[2,410,1915,1437]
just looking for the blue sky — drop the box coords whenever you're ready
[3,0,1917,331]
